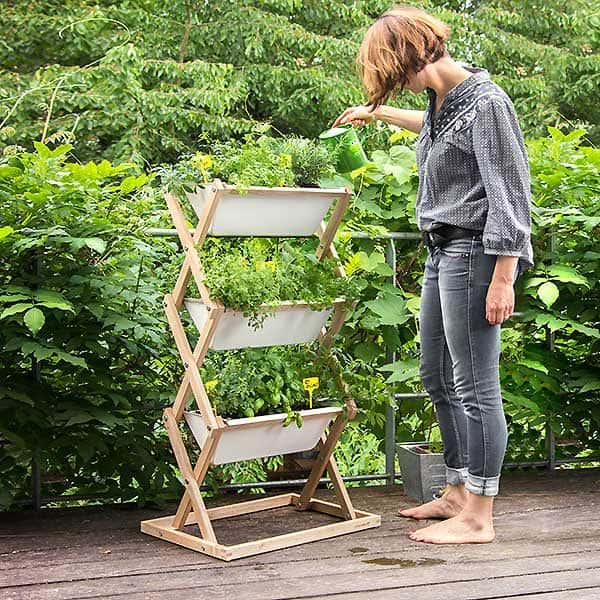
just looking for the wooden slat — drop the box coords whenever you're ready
[316,186,351,262]
[319,304,347,349]
[140,518,230,560]
[206,494,294,521]
[166,191,214,307]
[321,449,356,520]
[297,412,351,511]
[172,306,223,421]
[172,426,222,529]
[163,293,217,428]
[162,408,216,543]
[224,512,379,561]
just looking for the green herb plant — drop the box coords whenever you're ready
[201,344,346,424]
[199,238,360,328]
[160,128,336,195]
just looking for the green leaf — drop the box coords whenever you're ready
[49,144,73,158]
[517,359,548,374]
[65,413,96,426]
[0,226,14,240]
[83,238,107,254]
[581,380,600,393]
[502,390,542,414]
[0,166,22,179]
[0,292,30,303]
[569,321,600,338]
[33,141,51,158]
[379,358,420,384]
[538,281,559,307]
[55,351,88,368]
[120,174,148,194]
[23,307,45,334]
[547,264,589,287]
[20,340,55,361]
[365,289,410,326]
[0,302,34,319]
[345,251,393,276]
[34,290,75,312]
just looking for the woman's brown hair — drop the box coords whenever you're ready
[357,5,451,110]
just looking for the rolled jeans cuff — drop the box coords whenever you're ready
[465,472,500,496]
[446,466,468,485]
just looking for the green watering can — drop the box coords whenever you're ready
[318,123,369,173]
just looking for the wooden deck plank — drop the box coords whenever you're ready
[2,496,599,572]
[0,468,599,599]
[2,534,600,590]
[3,500,600,578]
[3,552,600,599]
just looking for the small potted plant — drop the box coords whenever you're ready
[396,404,448,503]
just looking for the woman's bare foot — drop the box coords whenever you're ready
[408,512,495,544]
[408,492,496,544]
[398,483,468,520]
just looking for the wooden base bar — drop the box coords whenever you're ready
[140,493,381,562]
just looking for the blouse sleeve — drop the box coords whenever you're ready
[472,96,532,256]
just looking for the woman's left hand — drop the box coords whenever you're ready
[485,281,515,325]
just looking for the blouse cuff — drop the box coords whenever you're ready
[482,232,527,255]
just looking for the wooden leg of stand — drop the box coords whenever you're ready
[173,427,222,529]
[320,304,347,349]
[297,413,353,515]
[163,408,216,543]
[324,447,356,519]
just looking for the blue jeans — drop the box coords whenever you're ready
[419,236,520,496]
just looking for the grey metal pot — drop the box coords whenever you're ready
[396,441,447,503]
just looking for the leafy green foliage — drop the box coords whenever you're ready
[201,345,346,420]
[200,238,359,326]
[179,129,336,192]
[0,142,180,508]
[2,0,597,167]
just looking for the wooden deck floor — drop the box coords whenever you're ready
[1,467,600,600]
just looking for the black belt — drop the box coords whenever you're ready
[422,224,483,249]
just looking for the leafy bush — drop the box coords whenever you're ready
[0,143,179,508]
[163,128,337,194]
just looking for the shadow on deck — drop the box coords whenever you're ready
[1,467,600,599]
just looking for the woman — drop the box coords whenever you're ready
[333,5,534,544]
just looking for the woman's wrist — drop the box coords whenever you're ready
[370,104,383,122]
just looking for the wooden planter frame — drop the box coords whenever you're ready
[140,179,380,561]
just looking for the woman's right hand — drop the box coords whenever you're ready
[331,105,377,128]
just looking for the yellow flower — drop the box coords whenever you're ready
[255,260,277,272]
[191,153,213,171]
[205,379,218,392]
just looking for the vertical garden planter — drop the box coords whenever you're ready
[186,184,338,237]
[396,441,447,503]
[184,407,343,464]
[183,298,341,350]
[140,179,381,561]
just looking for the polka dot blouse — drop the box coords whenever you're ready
[415,64,534,274]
